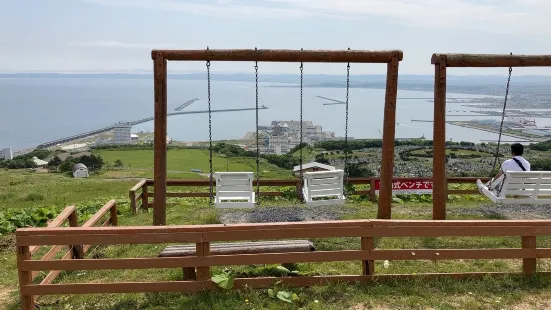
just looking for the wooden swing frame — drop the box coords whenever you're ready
[151,49,403,225]
[431,53,551,220]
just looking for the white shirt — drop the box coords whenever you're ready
[501,156,530,172]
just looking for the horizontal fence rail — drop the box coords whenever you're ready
[152,49,404,63]
[131,177,490,210]
[16,218,550,308]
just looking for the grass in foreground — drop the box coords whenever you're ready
[2,171,551,309]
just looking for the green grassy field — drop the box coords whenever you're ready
[2,151,551,309]
[94,149,292,179]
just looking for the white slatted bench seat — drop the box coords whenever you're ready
[214,172,255,209]
[302,170,346,207]
[476,171,551,204]
[159,240,315,280]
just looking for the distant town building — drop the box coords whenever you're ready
[0,148,13,160]
[32,157,48,167]
[114,122,132,144]
[293,162,336,177]
[131,134,139,141]
[72,163,89,178]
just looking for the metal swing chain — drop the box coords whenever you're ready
[254,54,260,206]
[491,61,513,175]
[299,60,304,182]
[206,59,214,204]
[344,60,351,180]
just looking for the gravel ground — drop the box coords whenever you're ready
[450,204,551,220]
[218,205,351,224]
[218,203,551,224]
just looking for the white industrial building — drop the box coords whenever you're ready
[0,148,13,160]
[114,122,132,144]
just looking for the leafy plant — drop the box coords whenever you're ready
[267,280,299,304]
[211,270,235,290]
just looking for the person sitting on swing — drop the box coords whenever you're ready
[487,143,530,190]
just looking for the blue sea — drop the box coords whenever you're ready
[0,77,545,150]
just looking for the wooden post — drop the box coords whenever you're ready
[110,202,118,226]
[196,242,211,281]
[432,56,447,220]
[361,237,375,275]
[153,51,168,226]
[296,179,303,202]
[522,236,537,275]
[378,53,400,219]
[142,182,149,210]
[369,179,377,202]
[129,190,136,214]
[68,211,84,259]
[17,246,34,310]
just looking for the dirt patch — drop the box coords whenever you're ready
[0,235,15,252]
[0,286,14,308]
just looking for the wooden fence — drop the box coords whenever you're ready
[128,177,491,213]
[16,218,551,309]
[17,200,118,307]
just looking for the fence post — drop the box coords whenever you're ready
[361,237,375,275]
[68,211,84,259]
[369,179,377,202]
[110,201,119,226]
[142,182,149,210]
[196,242,211,281]
[129,189,136,214]
[522,236,537,275]
[17,245,34,310]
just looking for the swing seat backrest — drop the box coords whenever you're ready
[214,172,255,208]
[498,171,551,200]
[302,170,345,207]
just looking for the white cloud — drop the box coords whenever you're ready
[82,0,551,34]
[70,40,180,48]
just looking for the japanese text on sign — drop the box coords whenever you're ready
[374,179,433,195]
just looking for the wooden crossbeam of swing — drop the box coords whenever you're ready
[152,49,403,63]
[432,53,551,67]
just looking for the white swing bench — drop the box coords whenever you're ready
[302,170,346,207]
[476,171,551,204]
[214,172,255,209]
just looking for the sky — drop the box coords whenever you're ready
[1,0,551,75]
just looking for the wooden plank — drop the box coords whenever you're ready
[202,227,373,242]
[32,245,66,279]
[18,232,203,246]
[129,189,136,214]
[24,250,373,271]
[130,179,147,192]
[378,53,400,219]
[369,179,377,202]
[361,237,374,275]
[142,182,149,210]
[110,201,118,226]
[370,248,549,260]
[154,49,404,63]
[369,219,551,227]
[82,200,117,228]
[432,57,447,220]
[30,206,76,255]
[432,54,551,67]
[522,236,537,275]
[17,246,34,310]
[196,242,210,281]
[448,190,479,195]
[160,240,314,257]
[16,220,371,237]
[369,226,551,237]
[153,54,168,226]
[21,272,532,296]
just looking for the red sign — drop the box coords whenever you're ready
[375,179,433,195]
